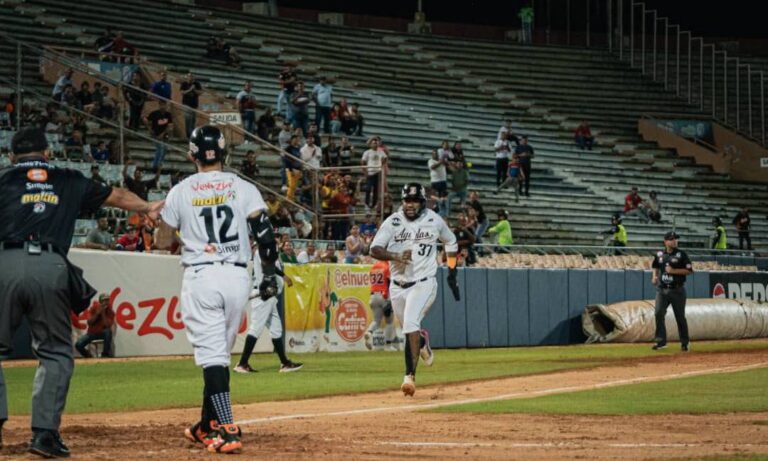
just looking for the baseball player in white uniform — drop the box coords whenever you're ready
[156,125,280,454]
[234,246,303,373]
[370,183,459,397]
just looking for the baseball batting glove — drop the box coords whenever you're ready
[447,268,460,301]
[259,275,278,301]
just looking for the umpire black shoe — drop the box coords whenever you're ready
[29,430,70,458]
[652,342,667,350]
[681,343,690,352]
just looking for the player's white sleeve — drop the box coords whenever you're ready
[160,186,180,228]
[371,219,394,249]
[438,218,458,253]
[241,180,267,217]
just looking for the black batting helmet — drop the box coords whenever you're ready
[401,183,426,202]
[189,125,227,164]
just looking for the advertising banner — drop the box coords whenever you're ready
[710,272,768,302]
[655,119,714,144]
[283,264,400,352]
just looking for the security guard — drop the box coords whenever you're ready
[711,217,727,250]
[651,231,693,351]
[0,128,162,458]
[600,214,627,254]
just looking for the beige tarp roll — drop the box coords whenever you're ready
[582,298,768,343]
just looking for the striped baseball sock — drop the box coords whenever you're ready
[210,392,234,425]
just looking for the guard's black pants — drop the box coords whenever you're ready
[654,286,689,345]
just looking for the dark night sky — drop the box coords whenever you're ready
[270,0,767,39]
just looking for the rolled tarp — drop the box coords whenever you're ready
[582,298,768,343]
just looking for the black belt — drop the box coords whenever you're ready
[0,241,57,252]
[393,277,428,289]
[188,261,247,269]
[660,284,683,290]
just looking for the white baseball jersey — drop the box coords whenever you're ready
[371,207,457,283]
[161,171,266,266]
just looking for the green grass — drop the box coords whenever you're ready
[435,366,768,415]
[2,340,766,415]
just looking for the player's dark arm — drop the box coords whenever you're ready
[248,210,277,274]
[154,220,177,251]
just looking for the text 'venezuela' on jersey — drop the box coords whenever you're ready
[0,160,112,253]
[371,207,458,283]
[161,171,266,266]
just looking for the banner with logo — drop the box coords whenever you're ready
[710,272,768,302]
[283,264,400,352]
[209,112,242,126]
[67,249,272,357]
[655,119,714,144]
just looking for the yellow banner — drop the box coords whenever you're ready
[284,263,398,352]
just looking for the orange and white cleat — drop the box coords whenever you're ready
[401,374,416,397]
[207,423,243,454]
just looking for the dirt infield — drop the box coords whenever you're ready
[2,348,768,460]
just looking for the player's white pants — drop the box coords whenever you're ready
[390,277,438,334]
[248,294,283,340]
[180,264,250,368]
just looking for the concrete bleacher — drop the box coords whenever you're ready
[0,0,765,248]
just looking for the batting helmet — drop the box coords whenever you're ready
[189,125,227,164]
[401,183,426,220]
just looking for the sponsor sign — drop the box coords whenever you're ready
[761,157,768,168]
[655,119,714,144]
[710,272,768,302]
[209,112,242,126]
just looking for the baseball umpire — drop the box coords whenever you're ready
[370,183,459,397]
[0,127,161,457]
[155,125,278,454]
[651,231,693,351]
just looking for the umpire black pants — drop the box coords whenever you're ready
[654,286,690,345]
[0,248,74,430]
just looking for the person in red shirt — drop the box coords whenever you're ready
[75,294,116,358]
[364,261,397,350]
[624,187,649,222]
[574,121,594,150]
[115,225,139,251]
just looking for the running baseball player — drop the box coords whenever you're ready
[234,242,303,373]
[364,260,397,350]
[156,125,279,454]
[370,183,459,396]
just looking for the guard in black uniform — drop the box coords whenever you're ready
[651,231,693,352]
[0,128,161,458]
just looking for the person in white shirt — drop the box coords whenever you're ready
[297,240,319,264]
[427,149,448,217]
[300,136,322,170]
[155,125,279,454]
[370,183,460,397]
[493,132,512,187]
[361,137,387,209]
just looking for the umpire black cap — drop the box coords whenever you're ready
[11,127,49,155]
[664,231,680,240]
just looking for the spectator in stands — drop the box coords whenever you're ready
[733,207,752,250]
[90,164,107,184]
[98,86,116,120]
[94,28,115,55]
[292,127,305,146]
[494,132,513,187]
[600,215,628,252]
[515,135,534,197]
[348,102,364,136]
[59,85,77,109]
[75,82,93,112]
[467,191,489,250]
[75,294,115,358]
[330,103,342,134]
[108,31,139,63]
[497,119,512,140]
[330,185,354,240]
[265,192,281,218]
[285,135,304,201]
[497,151,524,202]
[278,122,292,150]
[240,150,259,180]
[279,66,298,91]
[217,37,241,68]
[150,71,171,101]
[180,72,202,139]
[280,240,299,264]
[488,210,514,251]
[307,122,322,146]
[115,225,140,251]
[257,108,276,141]
[447,159,469,212]
[623,186,648,222]
[291,81,311,136]
[438,140,453,162]
[428,149,449,216]
[339,135,354,167]
[1,95,15,128]
[320,243,339,263]
[301,135,322,170]
[323,137,339,167]
[124,73,147,130]
[236,81,258,134]
[362,137,387,210]
[64,129,85,161]
[292,209,313,238]
[297,241,319,264]
[144,100,173,169]
[312,76,333,134]
[122,161,158,201]
[90,140,111,163]
[84,215,114,250]
[451,142,467,168]
[344,225,364,264]
[518,5,534,44]
[359,213,378,237]
[454,212,477,266]
[574,121,594,150]
[645,190,662,223]
[712,217,728,250]
[52,68,74,101]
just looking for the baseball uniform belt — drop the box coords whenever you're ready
[392,277,428,289]
[660,284,683,290]
[188,261,248,269]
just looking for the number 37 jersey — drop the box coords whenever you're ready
[161,171,266,266]
[371,208,458,283]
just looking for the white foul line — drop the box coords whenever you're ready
[375,441,705,449]
[237,361,768,426]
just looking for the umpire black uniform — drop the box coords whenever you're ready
[0,128,156,457]
[651,231,693,351]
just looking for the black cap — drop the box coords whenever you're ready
[664,231,680,240]
[11,127,48,155]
